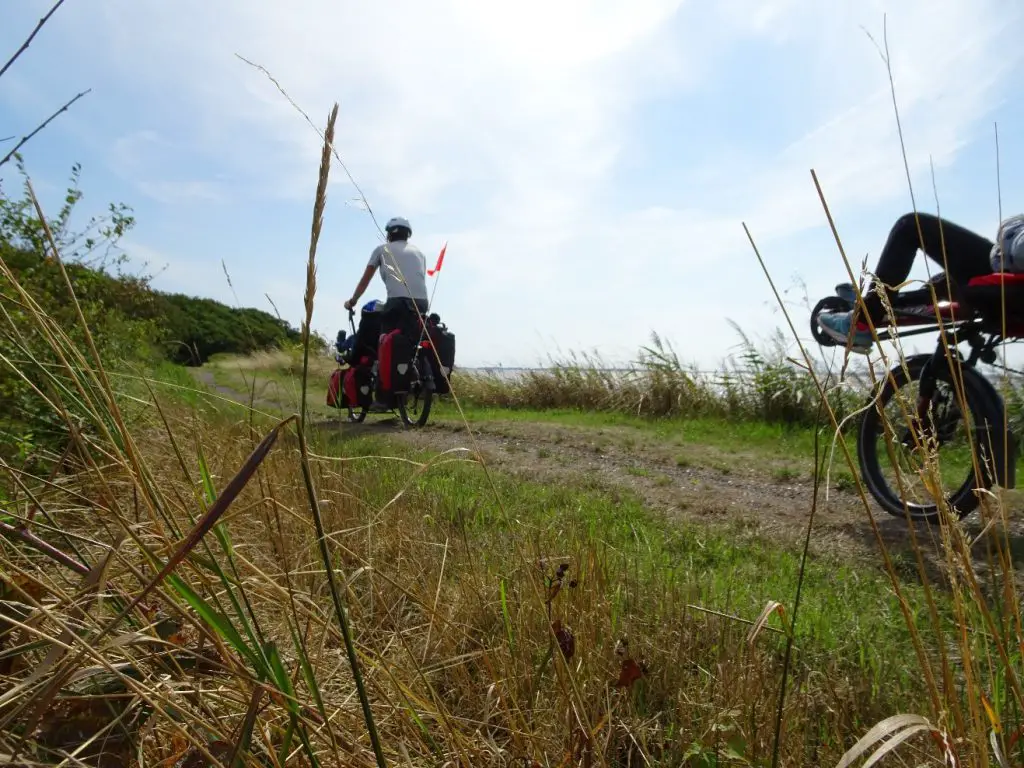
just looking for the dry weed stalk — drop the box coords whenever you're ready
[0,0,70,80]
[292,101,389,767]
[1,1,89,169]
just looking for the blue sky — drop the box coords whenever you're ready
[2,0,1023,369]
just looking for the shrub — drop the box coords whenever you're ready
[0,161,303,465]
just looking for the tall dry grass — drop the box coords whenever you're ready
[454,328,872,429]
[3,398,926,766]
[733,30,1024,752]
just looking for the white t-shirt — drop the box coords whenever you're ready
[368,240,429,301]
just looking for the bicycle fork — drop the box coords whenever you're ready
[908,352,947,448]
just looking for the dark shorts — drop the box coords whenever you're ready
[380,297,429,338]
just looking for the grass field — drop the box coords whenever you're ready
[5,298,1023,767]
[162,357,954,764]
[8,261,1023,765]
[162,345,1023,765]
[202,348,1024,501]
[203,350,826,455]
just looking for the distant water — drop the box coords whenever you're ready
[460,366,635,381]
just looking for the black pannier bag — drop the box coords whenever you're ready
[426,313,456,395]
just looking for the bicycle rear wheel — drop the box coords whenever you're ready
[397,358,433,428]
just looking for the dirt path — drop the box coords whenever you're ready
[192,368,290,412]
[191,368,1024,575]
[389,418,938,561]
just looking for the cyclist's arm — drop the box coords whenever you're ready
[350,246,385,307]
[349,263,377,306]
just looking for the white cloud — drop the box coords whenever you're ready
[4,0,1022,367]
[122,242,227,297]
[135,180,225,205]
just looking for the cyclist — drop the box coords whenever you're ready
[344,216,429,339]
[818,212,1024,352]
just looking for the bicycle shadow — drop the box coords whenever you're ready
[308,415,406,440]
[843,504,1024,590]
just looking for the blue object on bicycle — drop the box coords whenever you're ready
[362,299,383,313]
[835,283,857,304]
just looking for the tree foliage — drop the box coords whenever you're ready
[159,293,302,365]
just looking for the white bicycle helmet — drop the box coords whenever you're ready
[385,216,412,235]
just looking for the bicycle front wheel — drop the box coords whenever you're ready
[857,355,1000,522]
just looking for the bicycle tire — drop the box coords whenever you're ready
[857,355,999,522]
[397,359,433,428]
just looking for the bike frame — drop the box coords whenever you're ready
[812,283,1021,491]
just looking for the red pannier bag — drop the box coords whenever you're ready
[377,329,414,395]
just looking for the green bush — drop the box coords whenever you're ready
[0,161,301,465]
[0,163,155,461]
[157,292,302,365]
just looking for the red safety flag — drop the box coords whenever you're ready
[428,241,447,276]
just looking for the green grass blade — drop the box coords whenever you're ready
[500,578,515,655]
[197,445,218,508]
[229,687,263,768]
[268,631,319,766]
[294,721,323,768]
[289,622,329,727]
[265,641,298,716]
[195,441,269,671]
[167,573,263,674]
